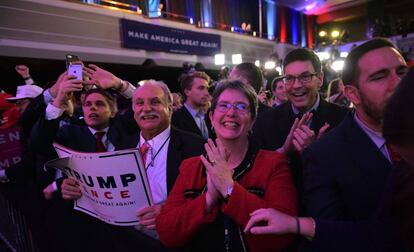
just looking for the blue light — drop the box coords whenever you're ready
[291,10,299,45]
[266,1,276,40]
[186,0,195,23]
[300,14,307,47]
[148,0,160,18]
[201,0,212,28]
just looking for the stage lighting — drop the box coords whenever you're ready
[232,54,242,65]
[331,59,344,72]
[331,30,340,38]
[264,61,276,69]
[215,54,225,65]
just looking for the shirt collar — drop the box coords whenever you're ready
[291,94,320,115]
[139,126,171,149]
[88,126,109,136]
[184,102,204,118]
[353,112,386,149]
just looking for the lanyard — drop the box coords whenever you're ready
[140,135,170,170]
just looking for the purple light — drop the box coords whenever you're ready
[305,2,317,11]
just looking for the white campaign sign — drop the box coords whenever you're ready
[45,143,153,226]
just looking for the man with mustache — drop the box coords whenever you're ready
[81,66,206,251]
[172,71,213,139]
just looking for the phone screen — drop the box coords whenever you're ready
[68,64,83,80]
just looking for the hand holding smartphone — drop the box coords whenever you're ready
[66,54,83,81]
[68,64,83,81]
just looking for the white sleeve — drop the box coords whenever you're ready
[120,81,136,99]
[45,103,65,120]
[43,89,54,104]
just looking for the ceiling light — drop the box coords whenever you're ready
[264,61,276,69]
[232,54,242,65]
[215,54,225,65]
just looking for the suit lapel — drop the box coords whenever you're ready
[343,114,392,184]
[166,128,183,193]
[81,127,98,152]
[311,99,329,134]
[182,107,202,136]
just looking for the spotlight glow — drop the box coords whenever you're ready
[264,61,276,70]
[255,60,260,67]
[316,52,330,61]
[232,54,242,65]
[319,30,327,37]
[275,66,282,75]
[215,54,225,65]
[331,60,345,72]
[331,30,340,38]
[340,52,349,58]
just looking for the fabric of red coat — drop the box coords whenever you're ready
[156,149,298,252]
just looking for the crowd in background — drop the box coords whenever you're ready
[0,37,413,252]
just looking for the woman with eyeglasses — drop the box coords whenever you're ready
[156,80,298,252]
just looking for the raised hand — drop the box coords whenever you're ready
[61,177,82,200]
[317,122,330,139]
[15,65,30,79]
[278,112,313,154]
[49,71,68,98]
[52,73,82,109]
[136,204,163,230]
[83,64,123,90]
[292,122,330,152]
[200,138,233,197]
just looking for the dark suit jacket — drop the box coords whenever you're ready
[252,99,349,193]
[253,99,348,150]
[31,110,205,251]
[300,113,402,252]
[171,105,214,139]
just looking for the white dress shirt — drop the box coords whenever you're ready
[138,126,171,204]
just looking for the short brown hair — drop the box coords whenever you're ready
[342,38,397,86]
[82,88,118,114]
[179,71,210,98]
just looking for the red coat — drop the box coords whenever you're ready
[156,150,298,252]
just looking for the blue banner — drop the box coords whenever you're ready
[120,19,221,56]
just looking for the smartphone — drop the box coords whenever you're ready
[68,63,83,80]
[66,54,80,69]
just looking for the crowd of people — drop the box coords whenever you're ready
[0,37,413,252]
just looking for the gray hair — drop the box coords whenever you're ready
[135,79,173,106]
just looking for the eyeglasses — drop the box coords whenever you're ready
[282,72,318,85]
[216,102,249,114]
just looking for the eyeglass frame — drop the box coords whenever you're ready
[215,101,250,114]
[282,72,320,85]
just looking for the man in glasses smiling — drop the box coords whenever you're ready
[253,48,349,197]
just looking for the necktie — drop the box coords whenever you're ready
[386,142,402,165]
[140,142,150,168]
[196,112,209,139]
[295,112,304,120]
[95,131,106,152]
